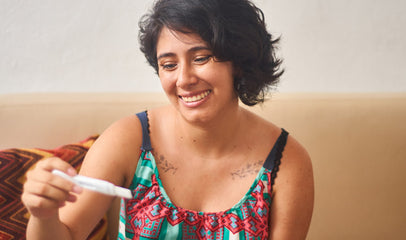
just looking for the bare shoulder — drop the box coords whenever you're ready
[242,108,285,145]
[276,134,313,191]
[58,115,143,239]
[243,109,314,239]
[244,108,311,171]
[269,132,314,239]
[80,114,143,187]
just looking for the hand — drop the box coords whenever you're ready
[21,157,83,219]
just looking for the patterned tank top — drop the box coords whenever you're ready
[118,111,288,240]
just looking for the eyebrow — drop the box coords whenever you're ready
[157,52,175,60]
[157,46,211,60]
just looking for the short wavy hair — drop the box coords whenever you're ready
[139,0,283,106]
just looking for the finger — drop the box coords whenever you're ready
[23,179,72,203]
[21,190,60,209]
[26,168,84,201]
[66,193,78,203]
[35,157,77,176]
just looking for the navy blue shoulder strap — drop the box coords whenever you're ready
[136,111,152,151]
[263,128,289,186]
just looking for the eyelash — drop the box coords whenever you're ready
[194,55,212,63]
[159,55,213,70]
[160,63,177,70]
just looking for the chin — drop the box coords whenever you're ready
[178,108,213,124]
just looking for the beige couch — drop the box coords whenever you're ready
[1,92,405,239]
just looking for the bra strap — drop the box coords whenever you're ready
[136,111,152,151]
[263,128,289,187]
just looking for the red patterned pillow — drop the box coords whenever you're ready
[0,135,108,240]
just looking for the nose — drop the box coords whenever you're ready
[176,63,198,88]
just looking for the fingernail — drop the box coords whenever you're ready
[67,168,77,176]
[73,185,82,194]
[67,194,77,202]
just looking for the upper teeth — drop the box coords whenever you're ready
[182,91,210,103]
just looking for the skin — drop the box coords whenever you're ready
[22,27,314,240]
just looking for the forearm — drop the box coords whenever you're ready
[26,214,73,240]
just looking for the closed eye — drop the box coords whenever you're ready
[194,55,212,64]
[160,63,177,70]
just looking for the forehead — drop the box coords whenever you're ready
[156,27,209,55]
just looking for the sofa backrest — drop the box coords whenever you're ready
[1,92,405,239]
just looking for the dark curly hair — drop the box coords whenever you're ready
[139,0,283,106]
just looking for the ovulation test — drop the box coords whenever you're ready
[52,169,132,199]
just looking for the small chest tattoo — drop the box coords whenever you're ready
[154,151,178,175]
[230,160,263,180]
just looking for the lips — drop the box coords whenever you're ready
[179,90,211,103]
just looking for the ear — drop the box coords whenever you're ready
[233,65,243,79]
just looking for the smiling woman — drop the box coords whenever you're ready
[21,1,314,240]
[139,0,284,106]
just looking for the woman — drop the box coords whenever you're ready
[22,0,314,239]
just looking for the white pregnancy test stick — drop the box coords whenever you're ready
[52,169,132,199]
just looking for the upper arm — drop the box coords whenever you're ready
[269,136,314,240]
[59,115,142,239]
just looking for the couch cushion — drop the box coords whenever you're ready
[0,135,108,240]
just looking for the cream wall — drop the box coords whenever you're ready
[1,0,406,94]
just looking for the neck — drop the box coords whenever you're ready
[174,105,244,159]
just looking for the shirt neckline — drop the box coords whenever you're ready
[146,149,268,216]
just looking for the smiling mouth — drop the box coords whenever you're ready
[180,90,211,103]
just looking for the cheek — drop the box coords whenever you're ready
[159,73,177,94]
[205,67,234,88]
